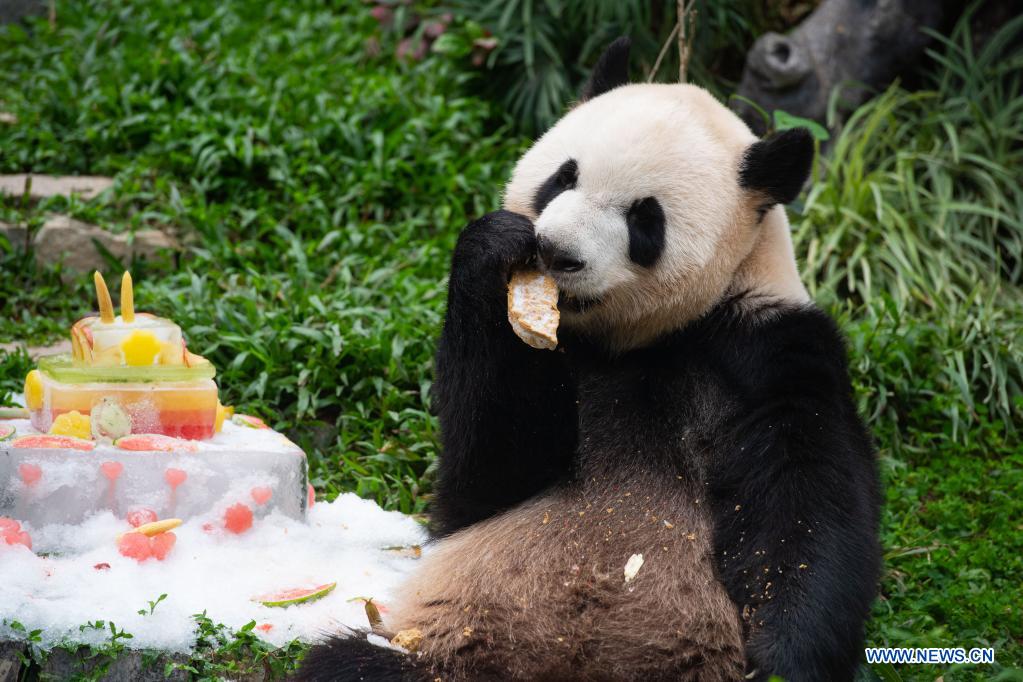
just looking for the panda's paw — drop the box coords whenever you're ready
[453,210,537,282]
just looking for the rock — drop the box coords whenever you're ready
[39,646,189,682]
[733,0,948,134]
[0,0,46,24]
[0,215,177,276]
[0,640,26,682]
[0,113,16,125]
[0,174,114,202]
[0,340,73,359]
[0,221,28,249]
[31,215,176,275]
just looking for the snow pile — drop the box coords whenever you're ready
[0,493,427,652]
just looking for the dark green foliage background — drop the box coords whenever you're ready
[0,1,1020,680]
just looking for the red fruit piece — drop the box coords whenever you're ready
[1,517,32,550]
[224,503,253,534]
[250,486,273,506]
[151,532,177,560]
[307,483,315,509]
[115,434,197,452]
[127,508,159,528]
[12,435,95,451]
[118,532,153,561]
[18,463,42,486]
[100,461,124,481]
[5,530,32,549]
[256,623,274,633]
[94,562,111,571]
[164,468,187,488]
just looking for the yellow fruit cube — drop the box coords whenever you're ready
[24,370,44,411]
[50,410,92,440]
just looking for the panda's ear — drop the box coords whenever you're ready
[580,37,631,102]
[739,128,814,207]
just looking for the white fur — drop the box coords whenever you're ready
[503,83,809,351]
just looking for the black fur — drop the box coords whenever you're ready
[533,158,578,215]
[296,632,422,682]
[626,196,666,267]
[428,210,578,536]
[739,127,815,208]
[428,212,879,679]
[580,36,631,101]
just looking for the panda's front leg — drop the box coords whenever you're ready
[429,210,577,537]
[708,405,881,682]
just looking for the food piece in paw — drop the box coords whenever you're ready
[507,270,560,350]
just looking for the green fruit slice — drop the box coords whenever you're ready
[11,434,96,450]
[254,582,337,608]
[37,354,215,384]
[0,407,29,419]
[0,424,15,441]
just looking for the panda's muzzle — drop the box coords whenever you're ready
[537,237,585,274]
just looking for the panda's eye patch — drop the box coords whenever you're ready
[532,159,578,215]
[626,197,666,268]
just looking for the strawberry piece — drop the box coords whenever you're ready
[251,486,273,506]
[18,463,42,486]
[150,532,177,560]
[100,461,124,481]
[224,503,253,534]
[127,508,159,528]
[164,468,188,488]
[118,532,153,561]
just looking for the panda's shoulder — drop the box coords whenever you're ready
[692,298,851,399]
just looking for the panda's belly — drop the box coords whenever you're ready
[387,473,744,681]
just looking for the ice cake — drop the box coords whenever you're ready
[26,272,219,439]
[1,272,310,539]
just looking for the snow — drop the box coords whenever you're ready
[0,493,427,652]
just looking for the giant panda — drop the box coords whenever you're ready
[300,37,881,682]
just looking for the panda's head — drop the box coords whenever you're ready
[504,38,815,351]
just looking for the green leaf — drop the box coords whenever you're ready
[773,109,831,141]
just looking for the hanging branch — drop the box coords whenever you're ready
[677,0,696,83]
[647,1,697,84]
[647,22,680,83]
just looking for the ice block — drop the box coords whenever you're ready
[24,272,219,440]
[0,419,309,527]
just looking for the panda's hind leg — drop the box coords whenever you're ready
[385,486,745,681]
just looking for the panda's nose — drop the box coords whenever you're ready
[537,238,585,273]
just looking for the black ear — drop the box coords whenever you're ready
[739,128,814,206]
[580,37,631,101]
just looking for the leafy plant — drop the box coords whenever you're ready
[432,0,812,133]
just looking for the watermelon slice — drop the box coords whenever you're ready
[11,435,95,451]
[254,582,337,608]
[0,424,15,441]
[232,414,269,429]
[114,434,198,452]
[0,407,29,420]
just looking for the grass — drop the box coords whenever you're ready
[1,1,1021,680]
